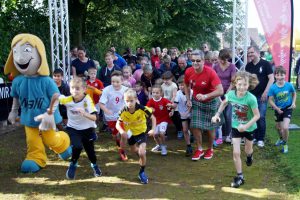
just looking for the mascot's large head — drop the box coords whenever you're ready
[4,33,49,77]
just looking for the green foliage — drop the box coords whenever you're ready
[0,0,50,68]
[0,0,232,67]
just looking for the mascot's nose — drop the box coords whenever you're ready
[14,53,28,64]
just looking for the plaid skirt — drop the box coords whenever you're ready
[191,97,222,130]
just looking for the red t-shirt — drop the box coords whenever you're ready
[184,65,221,102]
[146,97,172,124]
[87,79,104,103]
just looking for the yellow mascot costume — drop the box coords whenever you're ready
[5,33,72,173]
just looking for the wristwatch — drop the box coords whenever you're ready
[203,95,208,99]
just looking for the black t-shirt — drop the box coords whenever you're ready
[72,58,95,76]
[245,59,273,97]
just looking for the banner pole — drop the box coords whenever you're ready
[289,0,294,82]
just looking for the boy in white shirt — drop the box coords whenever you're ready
[51,77,101,179]
[99,71,128,161]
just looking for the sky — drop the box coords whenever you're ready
[248,0,300,38]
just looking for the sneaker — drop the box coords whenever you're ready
[177,131,184,139]
[246,154,253,166]
[192,149,204,161]
[161,145,167,156]
[119,149,128,161]
[281,144,288,153]
[275,139,284,146]
[204,149,214,160]
[91,163,102,177]
[66,162,77,180]
[257,140,265,147]
[231,176,245,188]
[216,138,223,145]
[138,171,149,184]
[185,146,193,157]
[225,136,232,143]
[151,144,161,152]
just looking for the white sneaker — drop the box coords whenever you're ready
[151,144,161,152]
[161,145,167,156]
[257,140,265,147]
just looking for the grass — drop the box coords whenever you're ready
[0,92,299,199]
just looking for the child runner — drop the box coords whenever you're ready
[99,71,128,161]
[53,68,70,129]
[268,66,296,153]
[161,71,183,139]
[173,76,193,156]
[135,81,148,106]
[147,85,173,156]
[49,77,101,179]
[116,89,156,184]
[86,66,104,114]
[122,65,136,88]
[212,71,260,188]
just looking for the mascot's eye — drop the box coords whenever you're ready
[24,47,32,52]
[13,48,17,53]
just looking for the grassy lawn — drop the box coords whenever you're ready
[0,92,299,200]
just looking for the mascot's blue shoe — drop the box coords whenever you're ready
[59,146,72,160]
[21,160,41,173]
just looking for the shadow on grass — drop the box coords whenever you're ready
[0,126,291,199]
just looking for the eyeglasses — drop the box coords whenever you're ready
[191,59,202,63]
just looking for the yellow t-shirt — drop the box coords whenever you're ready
[118,104,152,136]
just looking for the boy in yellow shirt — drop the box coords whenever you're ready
[116,89,156,184]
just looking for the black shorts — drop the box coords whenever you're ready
[232,128,254,141]
[128,133,147,146]
[181,118,191,123]
[275,107,293,122]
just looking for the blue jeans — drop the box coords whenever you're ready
[254,96,267,141]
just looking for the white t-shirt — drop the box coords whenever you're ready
[161,82,178,101]
[174,90,193,119]
[99,85,128,121]
[59,95,97,130]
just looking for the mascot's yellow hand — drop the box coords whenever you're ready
[34,112,56,131]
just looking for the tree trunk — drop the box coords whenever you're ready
[69,0,87,46]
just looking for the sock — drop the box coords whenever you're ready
[247,153,253,158]
[237,172,244,179]
[139,166,145,173]
[198,147,203,151]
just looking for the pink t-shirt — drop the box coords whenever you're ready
[133,69,143,82]
[213,63,236,93]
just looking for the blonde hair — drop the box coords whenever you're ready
[4,33,50,77]
[124,88,137,98]
[232,71,259,91]
[70,77,86,88]
[122,66,132,74]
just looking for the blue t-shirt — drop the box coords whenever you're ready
[11,75,62,127]
[268,82,295,108]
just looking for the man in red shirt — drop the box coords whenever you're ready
[184,50,223,161]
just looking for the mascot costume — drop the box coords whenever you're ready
[5,33,72,173]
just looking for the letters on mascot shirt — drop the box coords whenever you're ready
[11,75,62,127]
